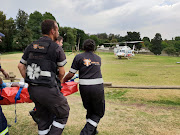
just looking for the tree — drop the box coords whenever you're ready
[164,46,176,56]
[126,31,141,41]
[0,11,6,31]
[174,40,180,55]
[114,34,121,42]
[27,11,43,40]
[150,33,162,55]
[89,35,100,48]
[161,40,169,49]
[0,11,6,51]
[97,33,108,40]
[66,28,77,46]
[143,37,151,48]
[60,27,77,51]
[76,28,89,50]
[3,18,16,51]
[43,12,56,21]
[16,9,28,30]
[0,11,16,52]
[126,31,142,50]
[111,38,117,43]
[175,36,180,41]
[108,33,115,41]
[143,37,150,42]
[15,9,32,50]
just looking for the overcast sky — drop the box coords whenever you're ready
[1,0,180,40]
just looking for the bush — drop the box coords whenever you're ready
[163,46,176,55]
[63,42,73,51]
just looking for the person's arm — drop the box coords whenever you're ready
[58,66,65,83]
[18,63,26,78]
[0,77,3,84]
[56,45,67,82]
[62,72,75,83]
[0,68,9,78]
[18,45,29,79]
[11,83,21,87]
[63,55,79,83]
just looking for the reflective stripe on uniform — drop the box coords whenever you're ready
[0,127,8,135]
[20,58,27,65]
[27,64,51,80]
[38,125,52,135]
[69,68,77,74]
[38,129,49,135]
[86,119,98,127]
[52,121,65,129]
[79,78,103,85]
[40,71,51,77]
[57,59,67,67]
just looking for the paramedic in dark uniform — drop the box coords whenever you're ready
[18,19,70,135]
[63,39,105,135]
[0,65,9,135]
[56,36,63,47]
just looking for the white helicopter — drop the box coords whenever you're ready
[104,41,143,59]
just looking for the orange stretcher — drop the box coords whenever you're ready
[0,82,78,105]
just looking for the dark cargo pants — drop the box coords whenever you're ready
[28,85,70,135]
[79,84,105,135]
[0,106,9,135]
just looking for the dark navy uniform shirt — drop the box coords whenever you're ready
[69,51,103,85]
[20,36,67,67]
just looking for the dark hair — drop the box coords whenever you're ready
[41,19,56,35]
[82,39,95,52]
[56,36,63,42]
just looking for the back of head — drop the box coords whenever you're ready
[56,36,63,42]
[41,19,56,35]
[83,39,95,52]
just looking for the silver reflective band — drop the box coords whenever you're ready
[20,58,27,64]
[69,68,77,73]
[79,78,103,85]
[27,71,51,79]
[38,129,49,135]
[52,121,65,129]
[27,63,51,80]
[0,127,8,135]
[40,71,51,77]
[57,59,67,67]
[38,125,52,135]
[86,119,98,127]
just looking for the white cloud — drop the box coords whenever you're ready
[1,0,180,39]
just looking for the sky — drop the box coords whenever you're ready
[1,0,180,40]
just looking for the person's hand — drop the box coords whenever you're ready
[2,71,9,79]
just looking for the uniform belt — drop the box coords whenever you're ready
[79,78,103,85]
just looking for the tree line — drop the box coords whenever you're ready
[0,9,180,56]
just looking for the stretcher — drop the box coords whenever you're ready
[0,82,78,105]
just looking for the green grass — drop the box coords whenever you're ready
[1,52,180,135]
[105,89,128,100]
[99,53,180,86]
[105,88,180,106]
[0,51,22,55]
[148,99,180,106]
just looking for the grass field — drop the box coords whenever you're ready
[1,52,180,135]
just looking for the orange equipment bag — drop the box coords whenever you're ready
[0,82,78,105]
